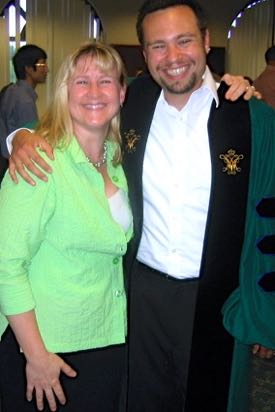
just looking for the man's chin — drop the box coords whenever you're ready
[160,71,197,94]
[163,81,196,95]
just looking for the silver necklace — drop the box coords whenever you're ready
[86,141,108,168]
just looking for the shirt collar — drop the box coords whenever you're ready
[159,65,219,110]
[201,66,219,107]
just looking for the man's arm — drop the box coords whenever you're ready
[9,75,259,185]
[9,129,54,185]
[222,73,262,101]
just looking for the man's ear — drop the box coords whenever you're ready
[142,49,148,64]
[204,29,210,54]
[25,65,35,75]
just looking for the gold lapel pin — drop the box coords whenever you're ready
[124,129,140,153]
[219,149,244,175]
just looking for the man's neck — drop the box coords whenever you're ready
[163,82,203,111]
[25,76,36,89]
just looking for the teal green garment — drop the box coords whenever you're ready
[24,120,38,129]
[222,99,275,411]
[0,137,133,353]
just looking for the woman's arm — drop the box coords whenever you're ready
[8,311,77,412]
[0,164,75,411]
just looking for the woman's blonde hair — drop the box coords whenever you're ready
[36,42,127,164]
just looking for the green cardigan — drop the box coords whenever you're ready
[0,137,133,352]
[222,98,275,411]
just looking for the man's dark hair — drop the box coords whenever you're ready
[12,44,47,80]
[265,45,275,64]
[136,0,207,46]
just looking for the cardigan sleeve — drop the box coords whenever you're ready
[0,164,56,316]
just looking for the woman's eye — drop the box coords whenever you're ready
[76,80,88,85]
[100,79,112,84]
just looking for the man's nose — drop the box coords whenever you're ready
[166,43,181,61]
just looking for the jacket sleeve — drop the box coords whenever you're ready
[0,166,55,316]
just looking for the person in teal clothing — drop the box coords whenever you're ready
[0,42,132,412]
[222,98,275,411]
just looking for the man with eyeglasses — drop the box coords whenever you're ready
[0,44,48,162]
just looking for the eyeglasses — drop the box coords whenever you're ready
[35,63,48,69]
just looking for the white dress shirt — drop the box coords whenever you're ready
[137,67,219,279]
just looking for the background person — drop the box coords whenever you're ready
[0,44,48,160]
[254,45,275,108]
[0,42,132,412]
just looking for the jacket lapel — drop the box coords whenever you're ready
[185,83,252,411]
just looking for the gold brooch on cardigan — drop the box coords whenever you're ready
[219,149,244,175]
[124,129,140,153]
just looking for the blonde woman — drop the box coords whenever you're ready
[0,42,132,412]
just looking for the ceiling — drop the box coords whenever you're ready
[0,0,252,46]
[91,0,251,45]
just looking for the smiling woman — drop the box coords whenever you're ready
[0,42,133,412]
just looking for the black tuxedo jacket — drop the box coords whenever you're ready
[121,75,252,411]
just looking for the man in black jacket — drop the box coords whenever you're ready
[121,1,271,412]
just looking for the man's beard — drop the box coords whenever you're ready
[160,72,197,95]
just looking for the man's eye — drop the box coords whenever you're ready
[76,80,88,85]
[178,39,192,46]
[151,44,165,50]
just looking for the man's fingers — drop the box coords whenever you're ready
[9,152,51,185]
[31,150,53,174]
[38,141,55,161]
[222,73,252,101]
[8,158,19,184]
[9,159,37,186]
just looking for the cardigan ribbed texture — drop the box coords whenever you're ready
[0,137,133,353]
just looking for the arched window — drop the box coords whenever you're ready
[226,0,274,79]
[0,0,26,82]
[84,0,104,40]
[228,0,272,40]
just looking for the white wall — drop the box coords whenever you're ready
[26,0,92,115]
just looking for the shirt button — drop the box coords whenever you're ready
[113,257,119,264]
[112,176,119,182]
[115,290,123,297]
